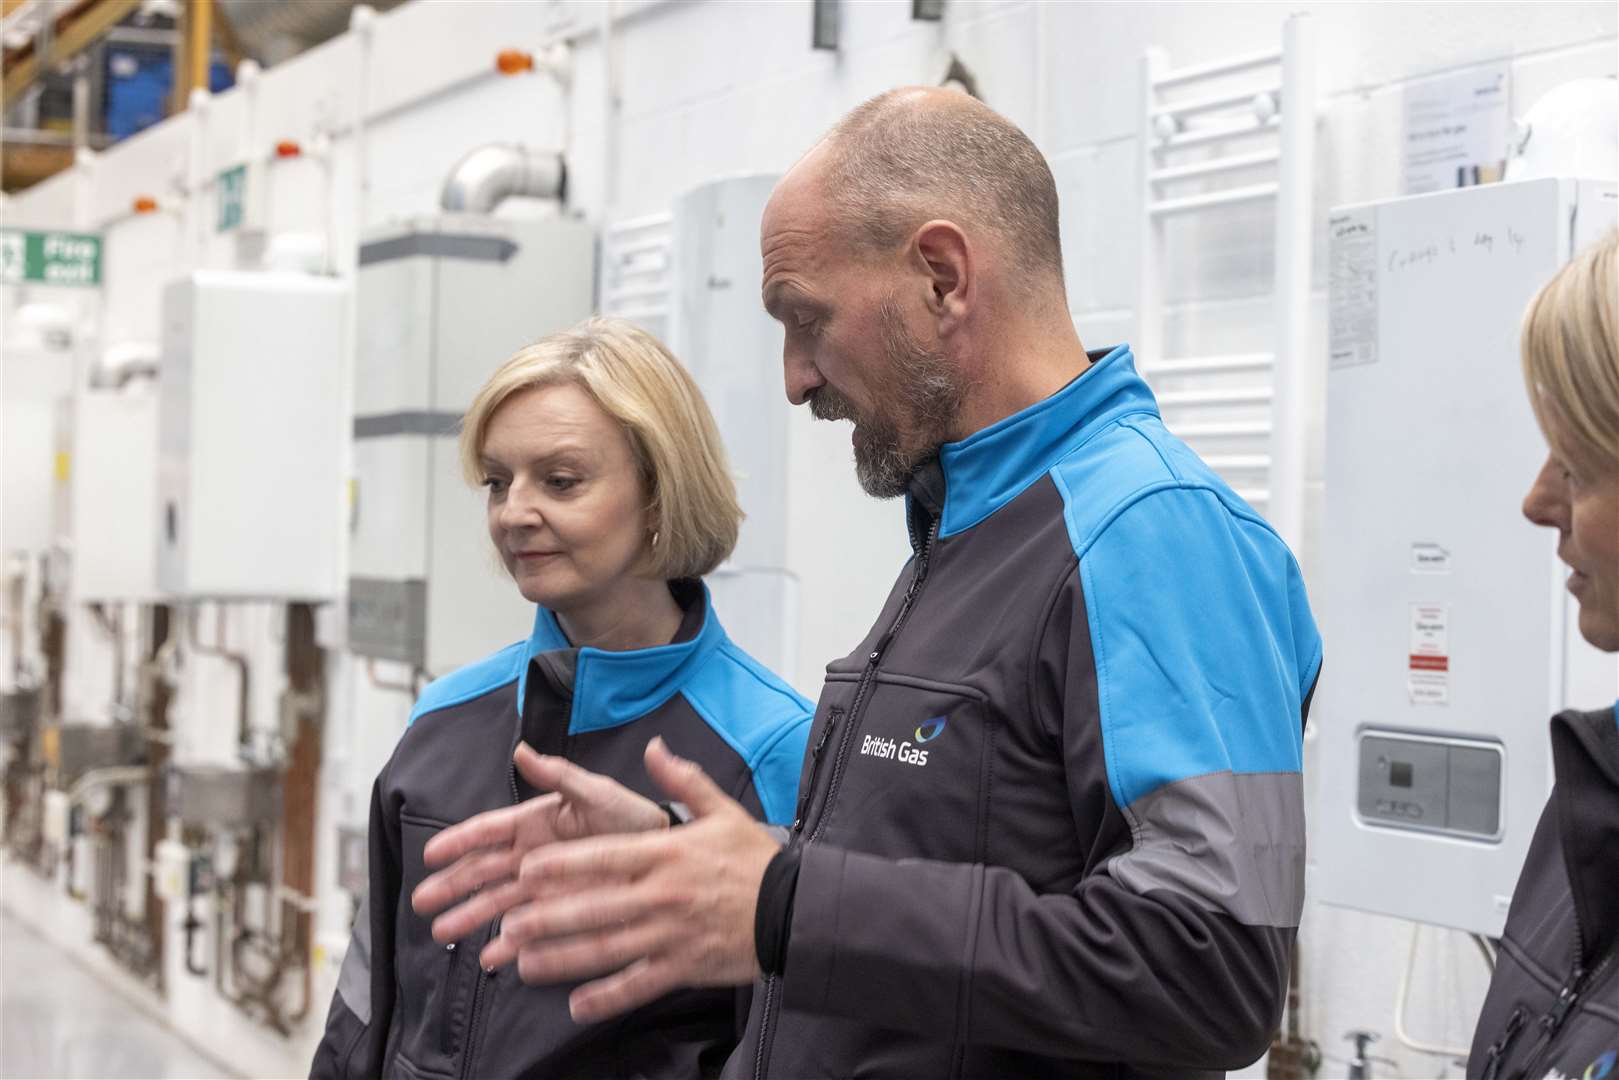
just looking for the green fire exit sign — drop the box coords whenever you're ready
[0,229,102,287]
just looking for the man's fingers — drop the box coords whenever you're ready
[412,848,518,918]
[514,742,613,804]
[422,803,527,868]
[428,878,526,944]
[512,922,672,987]
[568,957,683,1024]
[498,883,658,950]
[643,736,734,818]
[519,832,664,887]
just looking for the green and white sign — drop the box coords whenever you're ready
[218,164,246,233]
[0,229,102,287]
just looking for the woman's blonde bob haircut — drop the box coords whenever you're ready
[1521,229,1619,473]
[459,317,743,581]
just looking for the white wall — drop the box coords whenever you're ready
[2,2,1615,1076]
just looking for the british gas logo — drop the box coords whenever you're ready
[861,717,947,768]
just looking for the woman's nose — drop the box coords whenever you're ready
[499,480,544,531]
[1521,456,1569,532]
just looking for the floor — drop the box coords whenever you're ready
[0,907,238,1080]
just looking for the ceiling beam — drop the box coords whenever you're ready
[3,0,143,110]
[1,138,73,191]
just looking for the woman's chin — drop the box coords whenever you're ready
[513,570,579,609]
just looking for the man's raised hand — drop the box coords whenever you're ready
[494,736,783,1023]
[409,741,670,944]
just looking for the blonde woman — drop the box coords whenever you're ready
[1469,232,1618,1080]
[311,318,812,1080]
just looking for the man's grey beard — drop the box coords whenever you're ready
[809,299,967,498]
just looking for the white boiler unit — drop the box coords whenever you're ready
[1315,177,1617,936]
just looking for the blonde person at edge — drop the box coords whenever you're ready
[309,317,813,1080]
[1468,231,1619,1080]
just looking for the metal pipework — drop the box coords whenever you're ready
[440,144,567,213]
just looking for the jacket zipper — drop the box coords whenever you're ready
[438,943,461,1054]
[753,517,941,1080]
[1509,857,1619,1080]
[793,707,843,832]
[809,516,939,845]
[1510,948,1616,1079]
[1478,1006,1526,1080]
[454,764,524,1080]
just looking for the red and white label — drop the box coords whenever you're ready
[1408,603,1450,705]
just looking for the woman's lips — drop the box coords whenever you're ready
[514,551,562,563]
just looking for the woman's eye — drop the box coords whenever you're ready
[482,476,509,495]
[548,475,580,492]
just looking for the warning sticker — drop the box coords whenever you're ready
[1408,603,1450,705]
[1329,209,1378,369]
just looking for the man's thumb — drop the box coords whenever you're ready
[644,736,731,817]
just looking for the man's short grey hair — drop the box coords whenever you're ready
[821,88,1065,288]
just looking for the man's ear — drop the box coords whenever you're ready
[911,220,972,333]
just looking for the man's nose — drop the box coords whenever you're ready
[1521,456,1569,532]
[783,343,824,406]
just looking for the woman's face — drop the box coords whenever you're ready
[480,381,654,612]
[1521,420,1619,653]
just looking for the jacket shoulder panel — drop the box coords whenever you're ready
[680,642,813,825]
[1052,445,1322,808]
[407,640,526,725]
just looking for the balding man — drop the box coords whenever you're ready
[413,89,1322,1078]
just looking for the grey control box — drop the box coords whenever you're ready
[335,824,368,896]
[166,764,283,830]
[0,689,40,742]
[348,576,428,665]
[1356,730,1503,841]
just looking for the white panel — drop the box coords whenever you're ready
[156,271,349,599]
[89,115,194,227]
[0,168,78,229]
[351,216,595,673]
[425,439,532,676]
[350,437,430,581]
[1,333,76,553]
[670,175,788,570]
[365,0,560,121]
[254,35,359,149]
[101,213,184,348]
[429,217,596,411]
[1315,178,1619,936]
[69,390,160,601]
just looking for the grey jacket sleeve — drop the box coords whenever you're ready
[310,776,400,1079]
[780,494,1317,1069]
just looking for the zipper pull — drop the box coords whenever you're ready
[1479,1007,1526,1080]
[813,710,841,756]
[1540,966,1585,1037]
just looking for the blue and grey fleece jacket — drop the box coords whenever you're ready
[310,581,812,1080]
[733,344,1323,1079]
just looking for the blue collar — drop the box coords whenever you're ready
[516,582,728,734]
[923,344,1157,538]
